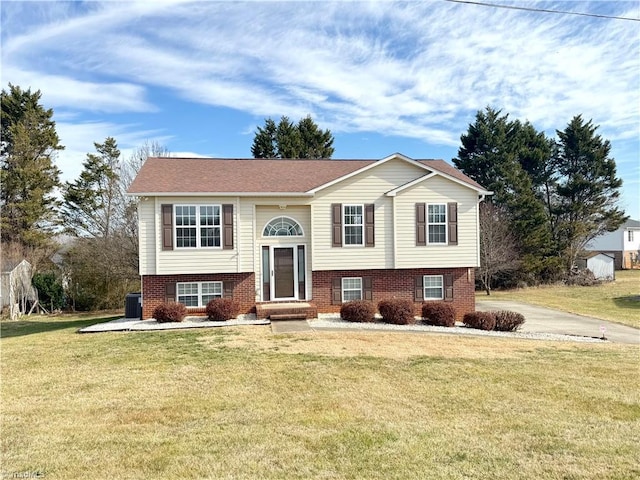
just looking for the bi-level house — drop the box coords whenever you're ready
[127,153,490,320]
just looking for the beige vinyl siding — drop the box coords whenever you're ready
[395,176,479,268]
[138,198,156,275]
[238,200,255,273]
[154,196,240,275]
[311,157,426,270]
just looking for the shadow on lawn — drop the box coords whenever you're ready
[0,315,121,338]
[612,296,640,311]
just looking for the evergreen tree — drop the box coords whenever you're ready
[552,116,627,269]
[251,115,334,158]
[297,115,335,158]
[275,116,302,158]
[62,137,123,238]
[453,107,552,278]
[453,107,514,201]
[251,118,277,158]
[0,84,63,248]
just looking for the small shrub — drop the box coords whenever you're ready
[340,300,376,323]
[206,298,239,321]
[494,310,525,331]
[377,299,416,325]
[462,311,496,331]
[422,302,456,327]
[153,302,187,323]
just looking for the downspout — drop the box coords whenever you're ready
[476,194,486,268]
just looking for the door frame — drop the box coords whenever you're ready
[270,244,299,301]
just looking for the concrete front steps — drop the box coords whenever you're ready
[255,302,318,321]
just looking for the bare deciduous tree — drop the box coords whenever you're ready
[478,202,521,295]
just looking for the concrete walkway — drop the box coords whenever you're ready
[476,300,640,344]
[271,320,313,334]
[78,316,269,333]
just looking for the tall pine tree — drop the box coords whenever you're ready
[62,137,123,238]
[552,116,627,269]
[0,84,63,248]
[453,107,552,279]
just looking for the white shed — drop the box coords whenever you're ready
[576,252,615,281]
[1,259,38,320]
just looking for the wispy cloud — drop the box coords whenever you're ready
[4,1,637,139]
[55,121,170,182]
[4,66,155,113]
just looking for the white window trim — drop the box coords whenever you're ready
[175,204,222,249]
[177,281,223,307]
[343,204,364,247]
[341,277,363,302]
[423,275,444,301]
[262,216,305,237]
[427,203,447,245]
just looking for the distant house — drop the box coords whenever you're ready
[575,252,615,281]
[127,153,491,320]
[586,220,640,270]
[1,259,38,320]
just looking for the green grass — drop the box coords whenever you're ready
[478,270,640,328]
[1,315,639,479]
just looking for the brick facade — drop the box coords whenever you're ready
[142,267,475,321]
[312,267,475,320]
[141,273,255,319]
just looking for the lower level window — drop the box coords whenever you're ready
[342,277,362,302]
[177,281,223,307]
[423,275,443,300]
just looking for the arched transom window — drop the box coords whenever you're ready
[263,216,303,237]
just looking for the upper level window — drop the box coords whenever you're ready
[263,216,303,236]
[629,230,634,242]
[428,204,447,244]
[343,205,364,246]
[176,205,220,248]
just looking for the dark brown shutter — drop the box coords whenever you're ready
[297,245,306,300]
[414,276,424,301]
[165,282,176,303]
[448,202,458,246]
[223,281,234,298]
[331,204,342,247]
[363,277,373,301]
[416,203,426,246]
[444,273,454,302]
[262,246,270,301]
[365,204,375,248]
[222,204,233,249]
[331,277,342,305]
[161,204,174,250]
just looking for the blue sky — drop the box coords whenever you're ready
[2,0,639,218]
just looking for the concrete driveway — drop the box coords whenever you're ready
[476,300,640,344]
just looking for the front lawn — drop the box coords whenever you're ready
[1,315,638,479]
[477,270,640,329]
